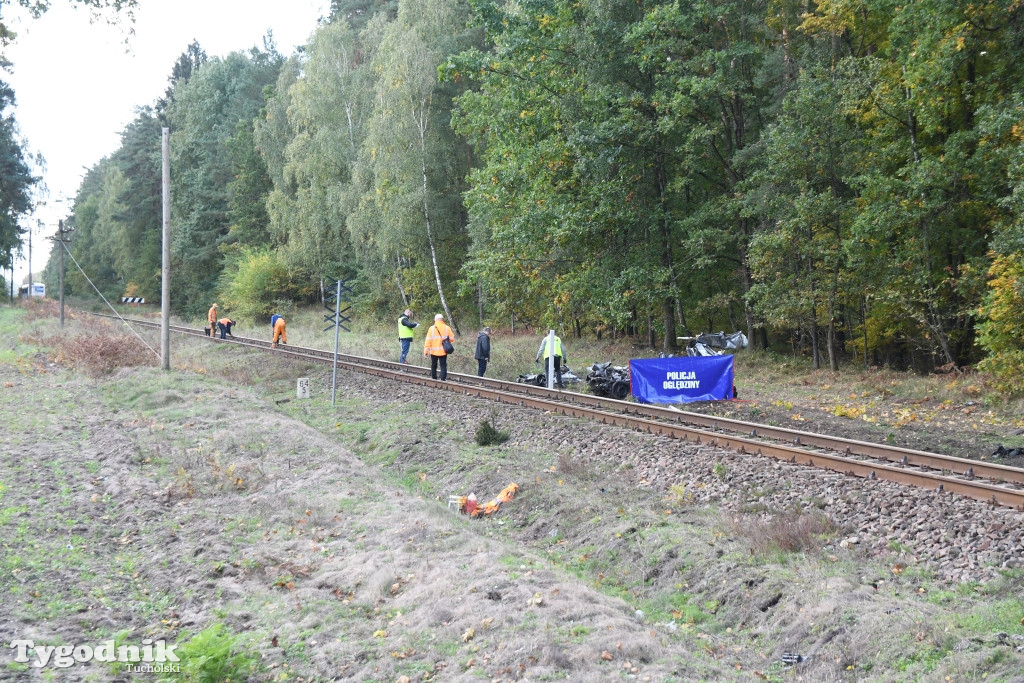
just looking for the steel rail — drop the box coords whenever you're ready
[91,313,1024,509]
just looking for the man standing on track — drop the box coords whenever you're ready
[208,303,218,337]
[398,309,419,364]
[474,327,492,377]
[270,313,287,348]
[423,313,455,380]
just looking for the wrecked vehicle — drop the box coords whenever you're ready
[516,366,582,388]
[683,331,749,357]
[585,362,630,400]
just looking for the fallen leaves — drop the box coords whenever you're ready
[832,403,865,419]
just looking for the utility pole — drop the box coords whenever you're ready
[27,220,35,293]
[51,220,73,326]
[161,128,171,371]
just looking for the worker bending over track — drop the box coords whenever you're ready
[270,313,287,348]
[217,318,236,339]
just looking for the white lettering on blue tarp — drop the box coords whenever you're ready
[664,371,700,390]
[665,371,697,380]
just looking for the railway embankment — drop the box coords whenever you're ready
[2,304,1022,682]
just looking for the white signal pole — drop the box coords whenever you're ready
[546,329,555,390]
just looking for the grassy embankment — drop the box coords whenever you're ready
[2,299,1023,681]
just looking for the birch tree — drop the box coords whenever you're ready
[361,0,473,331]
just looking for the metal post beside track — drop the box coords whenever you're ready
[323,278,353,406]
[546,329,555,391]
[332,279,340,405]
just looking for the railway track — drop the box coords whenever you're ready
[98,312,1024,510]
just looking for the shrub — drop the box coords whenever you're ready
[163,623,256,683]
[475,417,510,446]
[219,247,295,319]
[976,253,1024,397]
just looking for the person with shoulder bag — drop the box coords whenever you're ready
[424,313,455,380]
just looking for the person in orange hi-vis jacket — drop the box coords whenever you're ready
[423,313,455,380]
[207,303,218,337]
[270,313,287,348]
[216,318,236,339]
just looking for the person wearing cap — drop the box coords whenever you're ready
[208,303,219,337]
[217,317,236,339]
[423,313,455,380]
[270,313,287,348]
[474,327,492,377]
[397,309,419,364]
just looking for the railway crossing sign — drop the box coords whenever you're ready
[323,279,353,333]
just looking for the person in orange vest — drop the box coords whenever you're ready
[207,303,218,337]
[216,317,236,339]
[423,313,455,380]
[270,313,287,348]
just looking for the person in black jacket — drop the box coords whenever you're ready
[474,327,492,377]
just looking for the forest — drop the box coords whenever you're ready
[11,0,1024,392]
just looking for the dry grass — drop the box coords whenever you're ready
[20,297,60,321]
[556,451,590,478]
[45,316,159,376]
[725,509,843,556]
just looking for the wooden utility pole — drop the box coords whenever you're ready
[161,128,171,371]
[59,221,64,325]
[27,221,34,293]
[52,220,73,327]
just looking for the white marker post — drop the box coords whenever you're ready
[297,378,310,400]
[546,329,555,390]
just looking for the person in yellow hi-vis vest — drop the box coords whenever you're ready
[536,333,568,389]
[398,309,419,364]
[423,314,455,380]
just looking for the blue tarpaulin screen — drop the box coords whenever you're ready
[629,356,734,404]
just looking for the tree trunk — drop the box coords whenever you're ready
[810,310,820,370]
[415,100,458,334]
[655,151,677,352]
[674,296,687,336]
[393,258,409,308]
[827,317,838,371]
[477,280,484,326]
[737,222,758,351]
